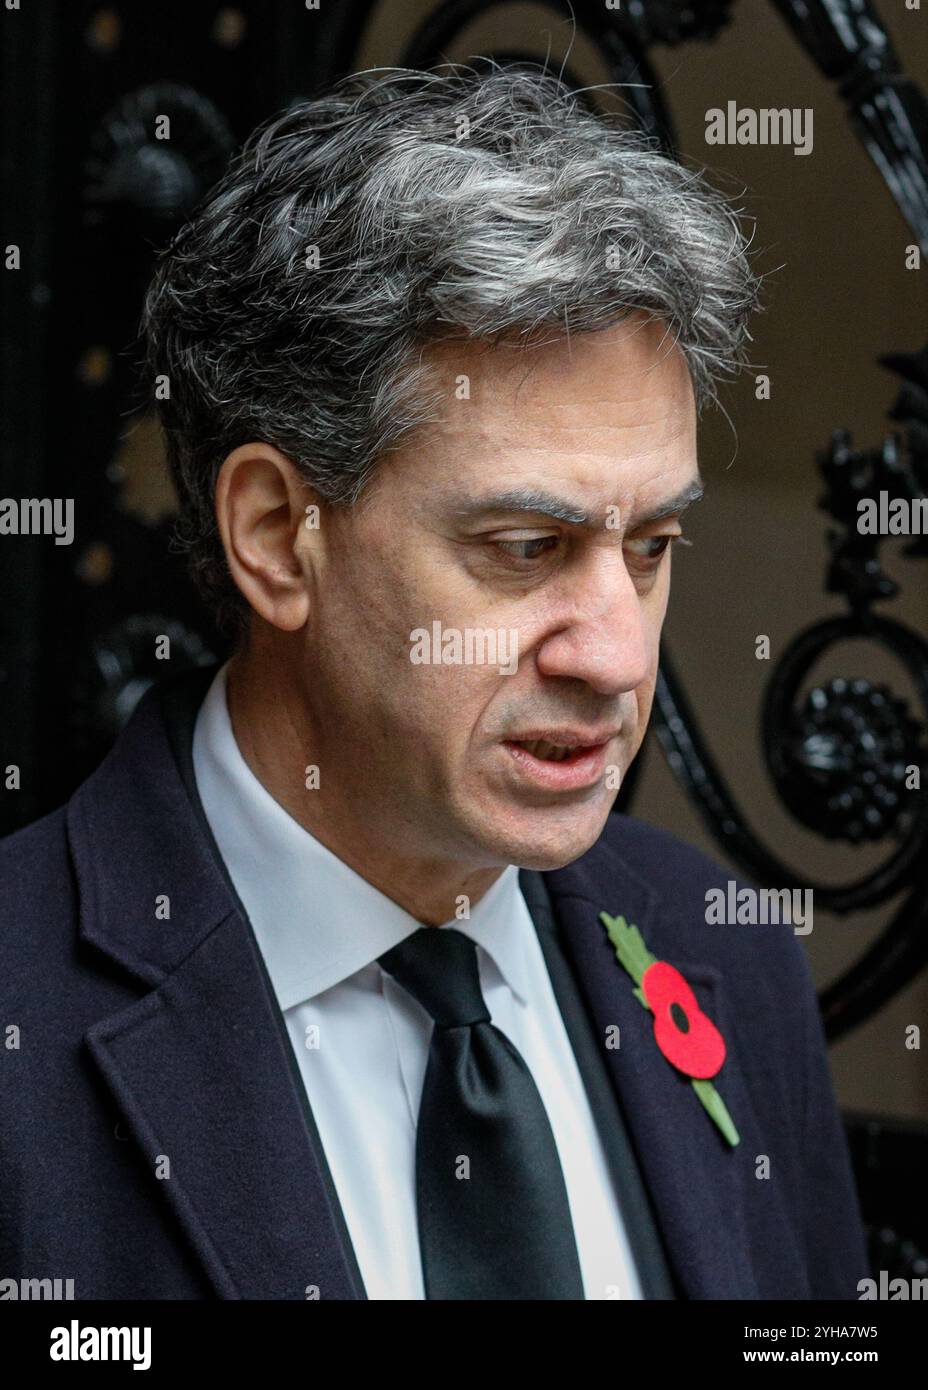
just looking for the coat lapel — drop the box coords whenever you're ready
[68,679,364,1300]
[542,833,763,1299]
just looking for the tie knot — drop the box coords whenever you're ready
[378,927,491,1028]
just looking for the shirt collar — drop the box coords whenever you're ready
[191,662,530,1011]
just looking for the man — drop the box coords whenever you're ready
[0,63,868,1300]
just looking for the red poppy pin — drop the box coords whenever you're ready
[600,911,740,1147]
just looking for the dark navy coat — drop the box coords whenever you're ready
[0,668,869,1299]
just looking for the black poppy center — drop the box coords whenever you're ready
[670,1002,690,1033]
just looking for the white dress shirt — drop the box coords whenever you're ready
[192,662,642,1300]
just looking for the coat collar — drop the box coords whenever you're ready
[68,668,761,1300]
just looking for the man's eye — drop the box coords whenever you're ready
[624,535,676,562]
[494,536,560,561]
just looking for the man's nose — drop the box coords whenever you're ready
[533,554,653,697]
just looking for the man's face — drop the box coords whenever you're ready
[298,312,700,872]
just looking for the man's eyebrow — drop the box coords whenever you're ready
[635,478,705,525]
[451,478,705,528]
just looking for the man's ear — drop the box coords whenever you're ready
[215,443,315,631]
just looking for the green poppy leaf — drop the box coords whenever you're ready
[691,1079,740,1147]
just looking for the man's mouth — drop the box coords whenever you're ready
[505,728,621,759]
[509,739,588,763]
[500,733,617,791]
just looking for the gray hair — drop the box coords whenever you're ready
[140,61,762,629]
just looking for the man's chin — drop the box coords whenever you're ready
[473,803,614,873]
[512,842,603,872]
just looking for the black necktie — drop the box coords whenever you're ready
[378,926,586,1299]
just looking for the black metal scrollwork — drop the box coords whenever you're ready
[655,345,928,1040]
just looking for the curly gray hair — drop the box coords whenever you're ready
[140,61,761,630]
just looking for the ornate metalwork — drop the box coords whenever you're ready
[657,330,928,1041]
[83,83,235,233]
[771,0,928,252]
[775,675,921,846]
